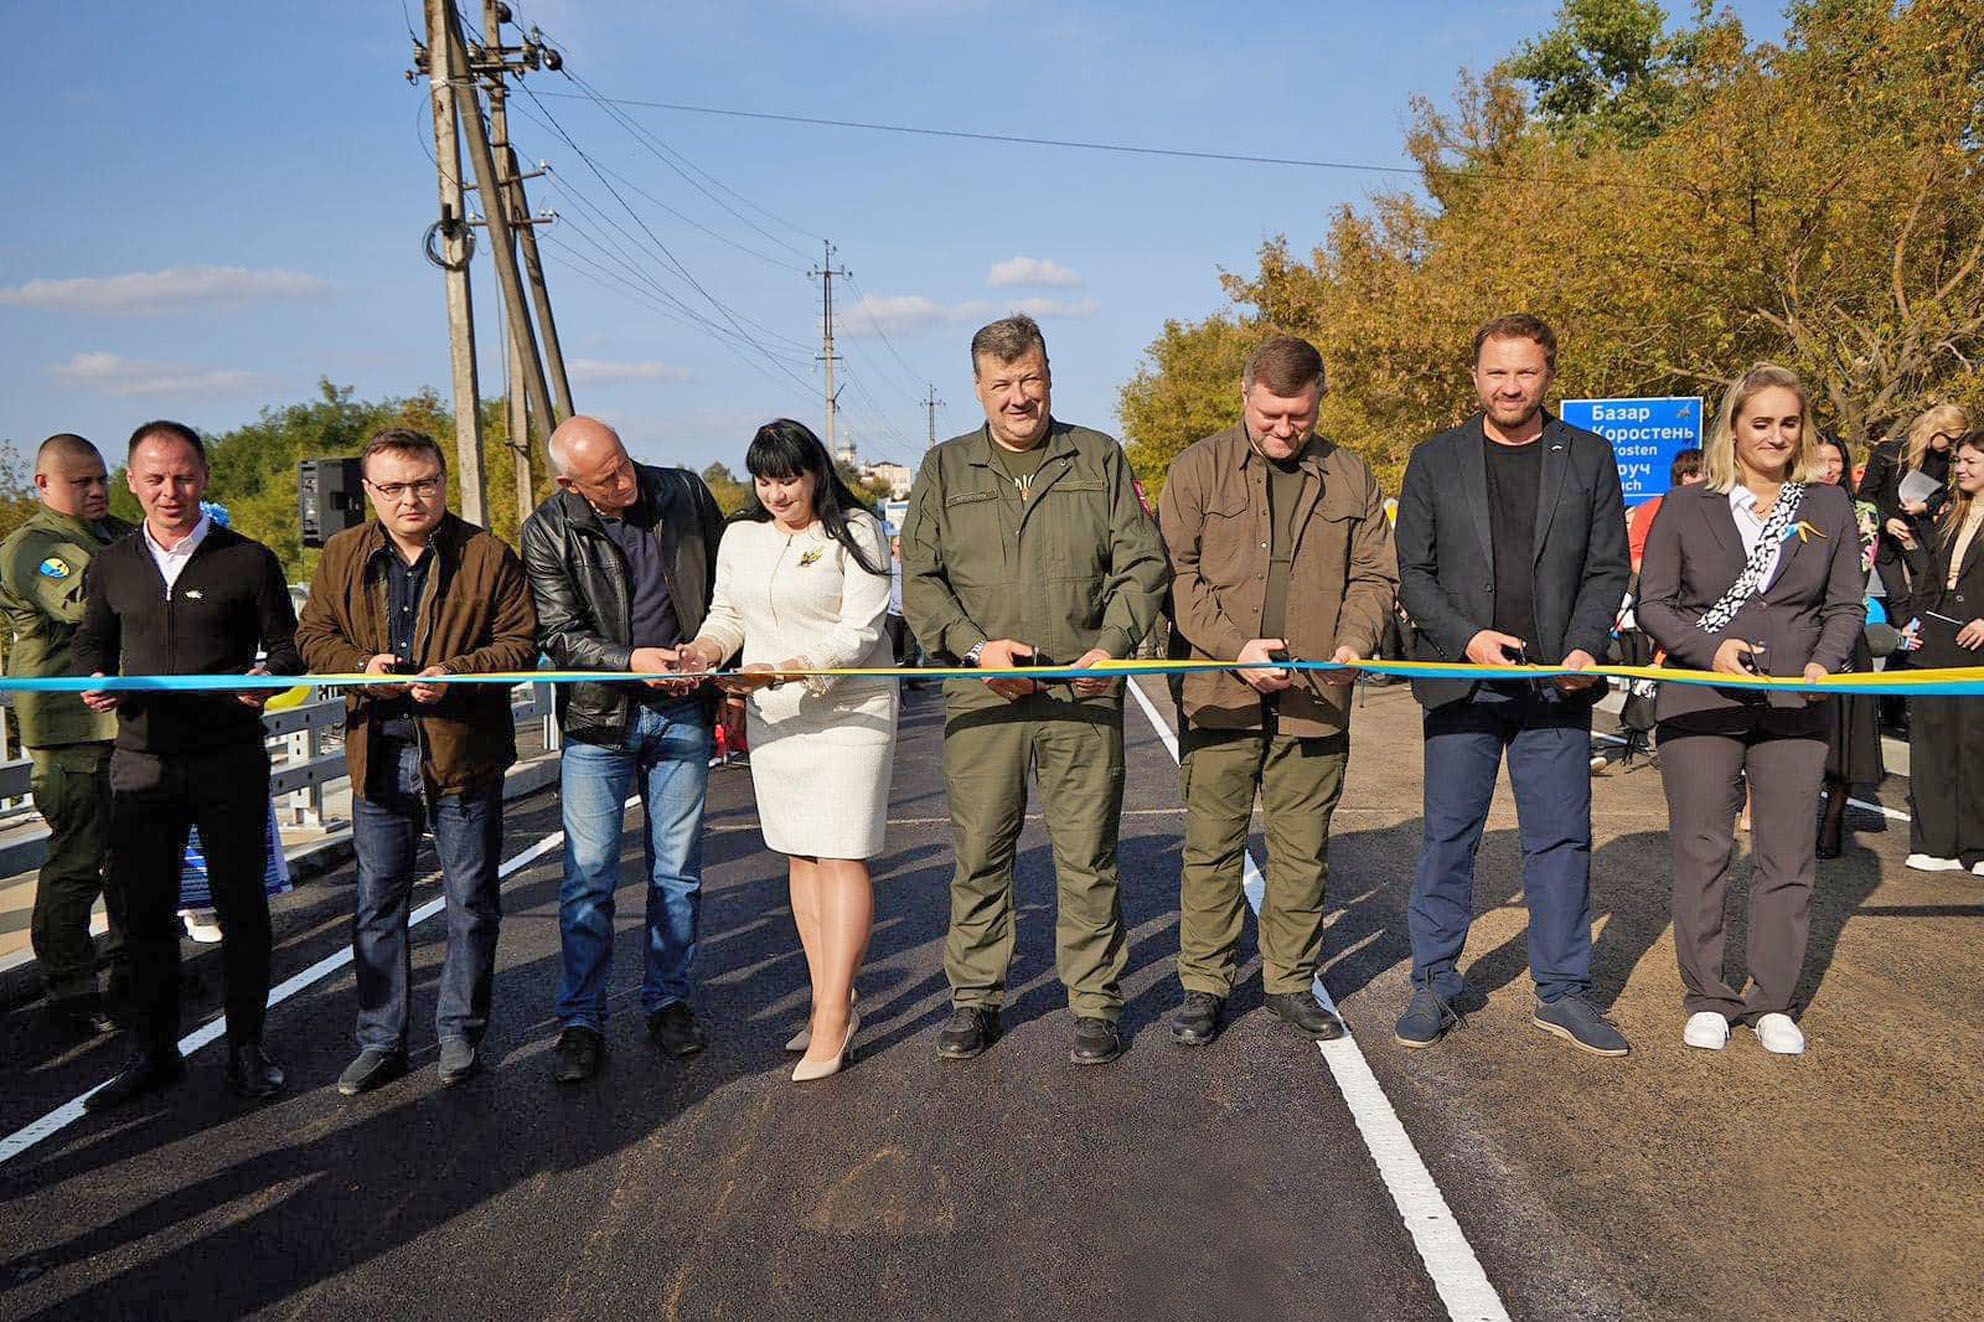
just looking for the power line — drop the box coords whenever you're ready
[531,89,1890,204]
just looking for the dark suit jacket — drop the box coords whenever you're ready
[1395,412,1631,709]
[1636,481,1866,720]
[1901,509,1984,669]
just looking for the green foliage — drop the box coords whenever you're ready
[702,462,750,515]
[1120,0,1984,496]
[0,442,45,546]
[1500,0,1726,146]
[104,380,554,584]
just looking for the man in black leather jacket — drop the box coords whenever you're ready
[520,416,726,1083]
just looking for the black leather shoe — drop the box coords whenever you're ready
[1171,991,1224,1046]
[1265,991,1346,1042]
[84,1049,186,1112]
[936,1007,999,1060]
[47,994,113,1041]
[225,1043,287,1099]
[552,1026,605,1084]
[1071,1017,1125,1065]
[647,1002,709,1058]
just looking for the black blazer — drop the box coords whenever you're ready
[1395,412,1631,709]
[1637,481,1865,719]
[1901,510,1984,669]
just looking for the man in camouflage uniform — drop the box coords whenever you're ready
[0,434,133,1037]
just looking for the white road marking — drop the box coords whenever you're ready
[1127,680,1510,1322]
[0,822,574,1169]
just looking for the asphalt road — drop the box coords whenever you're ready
[2,679,1979,1320]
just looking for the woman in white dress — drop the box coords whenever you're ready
[678,420,897,1081]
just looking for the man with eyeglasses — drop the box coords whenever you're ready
[0,433,134,1039]
[298,428,537,1095]
[520,415,726,1085]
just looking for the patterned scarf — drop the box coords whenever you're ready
[1696,482,1806,634]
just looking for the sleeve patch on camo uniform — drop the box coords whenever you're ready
[37,557,73,581]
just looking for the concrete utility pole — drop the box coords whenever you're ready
[422,0,488,526]
[924,384,943,449]
[442,1,555,445]
[810,241,850,460]
[477,0,563,525]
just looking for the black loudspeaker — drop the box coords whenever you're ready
[299,458,367,548]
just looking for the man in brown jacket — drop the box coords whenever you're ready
[1157,336,1398,1045]
[297,428,537,1094]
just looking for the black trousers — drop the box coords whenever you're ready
[111,742,274,1054]
[1909,696,1984,867]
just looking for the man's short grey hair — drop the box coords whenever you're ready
[970,313,1048,374]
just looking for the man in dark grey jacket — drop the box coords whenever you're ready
[1392,315,1633,1057]
[520,415,725,1084]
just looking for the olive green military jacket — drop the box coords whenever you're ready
[0,507,132,747]
[902,420,1169,670]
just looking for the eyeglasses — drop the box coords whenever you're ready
[368,477,444,501]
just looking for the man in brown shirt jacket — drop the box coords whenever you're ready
[297,428,537,1095]
[1157,336,1398,1046]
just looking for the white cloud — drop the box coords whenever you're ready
[47,352,272,398]
[0,266,332,316]
[843,292,1099,337]
[987,256,1083,289]
[845,293,953,336]
[566,358,693,385]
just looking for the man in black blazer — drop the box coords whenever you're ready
[1392,315,1632,1056]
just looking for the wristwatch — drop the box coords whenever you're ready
[963,641,988,668]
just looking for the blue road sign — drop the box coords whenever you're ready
[1559,396,1703,503]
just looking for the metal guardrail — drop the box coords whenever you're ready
[0,683,561,830]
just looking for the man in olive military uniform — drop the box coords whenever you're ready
[0,434,133,1037]
[902,313,1169,1066]
[1158,337,1398,1047]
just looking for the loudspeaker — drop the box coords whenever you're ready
[299,458,366,548]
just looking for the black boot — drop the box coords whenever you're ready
[85,1049,186,1112]
[225,1042,287,1099]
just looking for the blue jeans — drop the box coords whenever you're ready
[352,739,504,1052]
[556,699,712,1032]
[1408,689,1595,1005]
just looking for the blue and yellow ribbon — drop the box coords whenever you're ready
[8,658,1984,696]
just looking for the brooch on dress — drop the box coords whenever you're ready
[797,547,824,567]
[1783,521,1827,545]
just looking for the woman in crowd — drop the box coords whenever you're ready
[1638,365,1865,1056]
[1861,405,1967,658]
[1812,434,1883,858]
[677,419,897,1081]
[1891,430,1984,875]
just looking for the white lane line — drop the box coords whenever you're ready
[0,824,573,1169]
[1589,731,1911,821]
[1127,680,1510,1322]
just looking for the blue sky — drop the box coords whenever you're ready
[0,0,1789,478]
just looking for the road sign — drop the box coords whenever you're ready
[1559,396,1703,503]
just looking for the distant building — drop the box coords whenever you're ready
[861,460,914,500]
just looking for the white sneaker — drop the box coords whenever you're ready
[179,908,223,944]
[1752,1012,1806,1055]
[1904,853,1965,872]
[1973,860,1984,877]
[1683,1011,1730,1050]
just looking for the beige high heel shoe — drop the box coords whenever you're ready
[785,987,857,1052]
[791,1007,860,1082]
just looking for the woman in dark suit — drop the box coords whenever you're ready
[1892,429,1984,874]
[1813,434,1883,858]
[1638,364,1866,1057]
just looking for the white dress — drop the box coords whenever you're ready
[693,513,898,859]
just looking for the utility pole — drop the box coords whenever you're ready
[810,241,850,460]
[477,0,562,525]
[421,0,487,526]
[924,384,944,449]
[441,1,556,440]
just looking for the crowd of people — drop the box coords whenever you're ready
[4,310,1980,1112]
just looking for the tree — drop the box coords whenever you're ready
[1501,0,1729,146]
[701,462,750,515]
[0,441,45,546]
[1119,0,1984,495]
